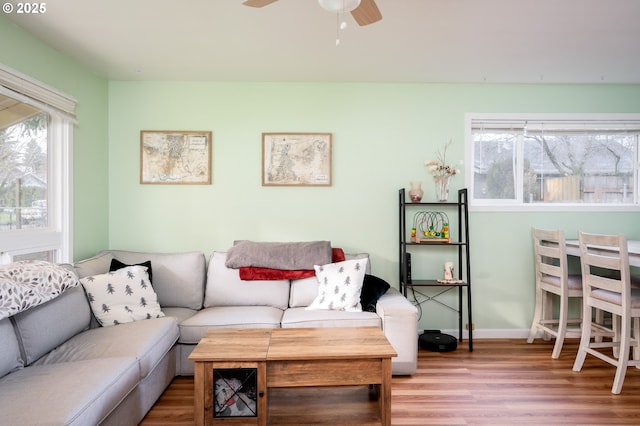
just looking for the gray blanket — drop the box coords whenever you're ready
[225,241,332,270]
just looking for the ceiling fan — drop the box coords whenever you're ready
[242,0,382,26]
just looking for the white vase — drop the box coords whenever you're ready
[434,175,451,202]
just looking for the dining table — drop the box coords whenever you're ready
[565,239,640,268]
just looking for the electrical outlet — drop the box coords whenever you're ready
[465,323,475,330]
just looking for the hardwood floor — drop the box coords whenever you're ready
[140,338,640,425]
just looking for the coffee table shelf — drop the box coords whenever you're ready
[268,386,382,425]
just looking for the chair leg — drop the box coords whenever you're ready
[552,295,569,359]
[612,316,631,394]
[573,299,592,373]
[527,288,544,343]
[614,315,621,359]
[543,292,553,341]
[634,317,640,364]
[595,308,604,343]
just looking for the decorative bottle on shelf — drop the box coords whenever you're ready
[408,181,424,203]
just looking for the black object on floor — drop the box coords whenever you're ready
[419,330,458,352]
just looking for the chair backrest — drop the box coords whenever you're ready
[578,231,630,310]
[532,228,569,290]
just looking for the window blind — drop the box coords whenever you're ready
[0,63,77,123]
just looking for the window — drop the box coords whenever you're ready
[0,64,76,265]
[1,109,48,229]
[466,114,640,211]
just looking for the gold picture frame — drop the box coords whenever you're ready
[262,132,332,186]
[140,130,212,184]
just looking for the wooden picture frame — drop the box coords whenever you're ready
[140,130,212,184]
[262,132,332,186]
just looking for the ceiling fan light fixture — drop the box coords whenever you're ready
[318,0,361,13]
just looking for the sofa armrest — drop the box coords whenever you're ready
[376,287,418,375]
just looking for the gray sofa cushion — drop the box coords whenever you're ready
[162,306,198,324]
[33,316,179,379]
[0,357,139,426]
[179,306,283,344]
[75,250,206,310]
[289,276,319,308]
[281,307,381,329]
[204,252,290,309]
[74,251,113,278]
[0,318,22,378]
[12,286,90,365]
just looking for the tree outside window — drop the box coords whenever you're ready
[0,110,48,230]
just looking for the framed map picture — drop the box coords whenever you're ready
[262,133,332,186]
[140,130,212,184]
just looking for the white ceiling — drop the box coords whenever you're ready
[6,0,640,84]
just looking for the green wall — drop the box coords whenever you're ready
[4,14,640,333]
[108,82,640,333]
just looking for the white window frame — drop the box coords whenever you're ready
[0,64,76,265]
[465,113,640,212]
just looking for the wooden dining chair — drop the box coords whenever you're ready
[572,231,640,394]
[527,228,583,359]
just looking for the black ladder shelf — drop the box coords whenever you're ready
[398,187,473,351]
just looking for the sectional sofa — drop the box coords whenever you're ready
[0,247,419,425]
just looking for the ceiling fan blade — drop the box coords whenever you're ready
[243,0,279,7]
[351,0,382,26]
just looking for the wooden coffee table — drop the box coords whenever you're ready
[189,327,397,425]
